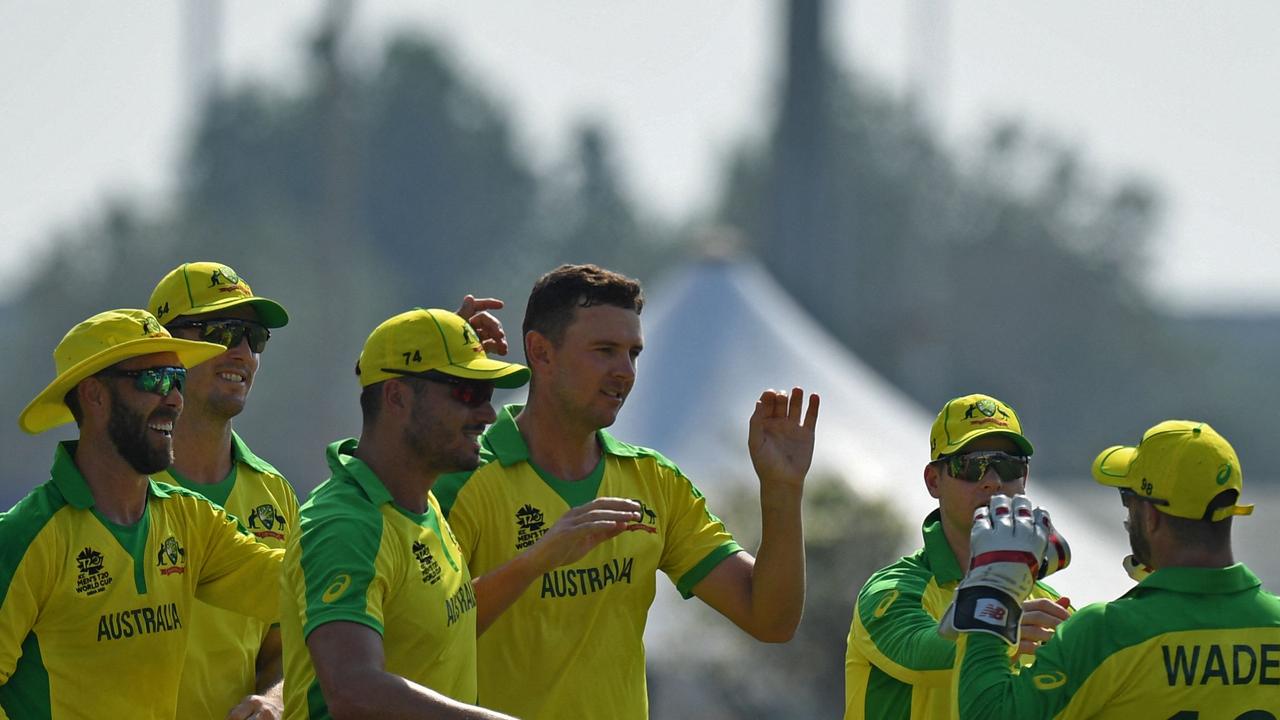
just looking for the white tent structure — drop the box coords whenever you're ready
[612,255,1135,606]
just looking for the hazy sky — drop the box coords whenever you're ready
[3,1,1278,310]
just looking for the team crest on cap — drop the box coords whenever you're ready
[156,536,188,576]
[75,546,113,596]
[965,399,1010,426]
[515,503,547,550]
[208,266,249,295]
[141,316,164,337]
[247,503,287,540]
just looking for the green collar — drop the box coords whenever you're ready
[231,430,282,476]
[484,404,640,466]
[921,509,965,585]
[1138,563,1261,595]
[325,438,394,507]
[50,440,175,510]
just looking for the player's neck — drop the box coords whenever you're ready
[353,430,436,515]
[72,433,150,526]
[942,520,971,574]
[514,400,601,481]
[170,408,235,485]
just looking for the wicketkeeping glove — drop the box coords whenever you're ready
[1036,508,1071,579]
[938,495,1052,646]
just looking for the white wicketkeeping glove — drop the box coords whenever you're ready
[938,495,1053,646]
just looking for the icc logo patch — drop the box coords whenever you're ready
[412,541,442,584]
[248,503,287,541]
[156,536,188,576]
[515,504,547,550]
[75,546,113,596]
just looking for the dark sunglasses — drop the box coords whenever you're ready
[1118,487,1170,508]
[940,450,1029,483]
[97,366,187,396]
[382,369,495,408]
[169,319,271,353]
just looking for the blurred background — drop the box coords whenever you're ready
[4,2,1279,717]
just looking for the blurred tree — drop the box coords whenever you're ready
[721,0,1208,476]
[647,475,906,719]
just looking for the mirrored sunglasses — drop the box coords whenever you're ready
[942,450,1029,483]
[170,318,271,353]
[97,366,187,396]
[382,369,495,408]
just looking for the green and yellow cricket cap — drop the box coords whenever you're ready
[355,308,530,389]
[1092,420,1253,522]
[19,309,227,434]
[929,393,1034,460]
[148,261,289,328]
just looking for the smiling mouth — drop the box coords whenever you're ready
[148,421,174,437]
[217,371,247,383]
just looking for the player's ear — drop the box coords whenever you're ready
[382,377,414,417]
[924,461,942,499]
[525,330,552,369]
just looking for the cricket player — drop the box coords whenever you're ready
[844,394,1070,719]
[434,264,821,719]
[1,309,284,719]
[148,261,297,720]
[281,307,597,719]
[947,420,1280,719]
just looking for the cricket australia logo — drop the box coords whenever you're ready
[140,316,164,337]
[412,541,442,584]
[247,503,287,540]
[462,324,482,354]
[75,546,113,596]
[626,499,658,534]
[965,399,1010,427]
[209,266,249,295]
[156,536,188,576]
[515,504,547,550]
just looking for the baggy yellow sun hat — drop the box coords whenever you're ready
[148,261,289,328]
[1093,420,1253,522]
[19,309,228,434]
[929,393,1034,460]
[356,308,530,388]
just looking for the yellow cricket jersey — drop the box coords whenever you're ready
[281,439,478,720]
[0,441,284,720]
[845,510,1062,720]
[955,563,1280,719]
[433,404,743,720]
[155,431,299,719]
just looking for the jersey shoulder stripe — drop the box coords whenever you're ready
[0,484,66,601]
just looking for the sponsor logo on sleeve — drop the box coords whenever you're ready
[322,573,352,603]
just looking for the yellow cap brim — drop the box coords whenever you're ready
[1092,445,1137,487]
[438,359,531,389]
[19,337,227,434]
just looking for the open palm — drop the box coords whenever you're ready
[748,387,820,490]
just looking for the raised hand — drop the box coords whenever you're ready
[748,387,820,492]
[529,497,642,571]
[456,294,509,356]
